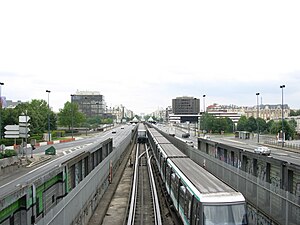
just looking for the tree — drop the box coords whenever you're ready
[14,99,57,135]
[290,109,300,116]
[257,117,267,134]
[237,116,248,131]
[269,120,296,140]
[247,116,257,132]
[201,113,214,133]
[57,102,85,129]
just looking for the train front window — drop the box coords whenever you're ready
[203,203,247,225]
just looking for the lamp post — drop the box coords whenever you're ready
[256,93,260,143]
[203,95,206,134]
[70,94,74,138]
[0,82,4,140]
[46,90,51,141]
[280,85,285,147]
[203,95,206,112]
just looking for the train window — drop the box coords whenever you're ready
[179,185,186,214]
[203,203,247,225]
[170,173,177,195]
[185,189,192,220]
[166,166,171,186]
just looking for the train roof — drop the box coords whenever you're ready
[159,143,187,158]
[169,158,245,203]
[147,128,170,143]
[138,123,146,131]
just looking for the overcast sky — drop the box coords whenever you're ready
[1,1,300,115]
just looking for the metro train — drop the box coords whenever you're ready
[147,128,248,225]
[137,123,147,143]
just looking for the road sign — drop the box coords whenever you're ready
[4,125,20,138]
[19,115,30,123]
[19,133,30,138]
[5,125,19,130]
[19,115,30,138]
[19,127,30,134]
[19,125,30,138]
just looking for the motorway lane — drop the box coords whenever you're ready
[155,123,300,166]
[215,136,300,166]
[0,124,135,199]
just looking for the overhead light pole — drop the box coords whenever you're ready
[280,85,285,147]
[256,93,260,143]
[0,82,4,140]
[46,90,51,141]
[203,95,206,113]
[71,94,74,139]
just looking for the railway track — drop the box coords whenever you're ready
[127,143,162,225]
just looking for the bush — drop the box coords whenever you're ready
[30,134,44,142]
[0,150,17,159]
[4,150,17,157]
[0,138,23,146]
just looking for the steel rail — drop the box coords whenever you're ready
[146,147,162,225]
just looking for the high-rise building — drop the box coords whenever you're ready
[71,90,105,117]
[172,96,200,115]
[169,96,200,123]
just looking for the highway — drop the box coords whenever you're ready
[155,123,300,166]
[0,124,135,200]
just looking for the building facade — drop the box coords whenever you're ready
[245,104,290,121]
[71,90,106,117]
[172,96,200,115]
[207,103,290,121]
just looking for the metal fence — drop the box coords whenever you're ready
[37,134,132,225]
[264,140,300,151]
[189,148,300,225]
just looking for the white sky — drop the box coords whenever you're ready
[1,0,300,115]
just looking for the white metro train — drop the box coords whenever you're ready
[148,128,248,225]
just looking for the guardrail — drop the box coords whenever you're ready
[264,140,300,151]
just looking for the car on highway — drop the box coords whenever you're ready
[186,141,194,147]
[254,146,271,156]
[203,135,211,140]
[112,130,116,134]
[182,133,190,138]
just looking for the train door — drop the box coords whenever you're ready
[191,196,201,225]
[185,188,193,223]
[166,164,171,193]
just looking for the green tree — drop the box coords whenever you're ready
[257,117,267,133]
[247,116,257,132]
[266,120,274,133]
[237,115,248,131]
[290,109,300,116]
[201,113,214,133]
[269,120,296,140]
[15,99,57,134]
[57,102,85,129]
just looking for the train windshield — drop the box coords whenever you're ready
[203,203,247,225]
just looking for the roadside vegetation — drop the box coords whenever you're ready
[0,99,134,146]
[200,113,297,140]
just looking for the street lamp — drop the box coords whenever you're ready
[256,93,260,143]
[280,85,285,147]
[70,94,74,138]
[0,82,4,139]
[46,90,51,141]
[203,95,206,113]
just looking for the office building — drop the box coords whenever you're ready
[71,90,106,117]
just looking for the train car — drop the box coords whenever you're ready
[165,157,248,225]
[147,128,247,224]
[137,123,148,143]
